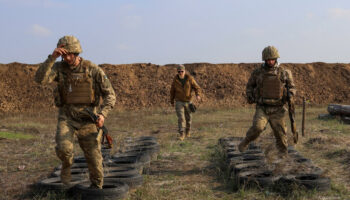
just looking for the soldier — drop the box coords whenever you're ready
[35,36,116,189]
[238,46,296,157]
[170,64,201,141]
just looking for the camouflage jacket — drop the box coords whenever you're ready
[170,74,201,103]
[246,63,296,107]
[35,55,116,118]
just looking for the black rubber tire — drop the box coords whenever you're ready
[231,161,267,177]
[101,147,112,157]
[293,155,312,165]
[227,149,263,159]
[104,166,138,173]
[52,166,139,177]
[106,159,144,173]
[226,151,242,159]
[113,152,151,164]
[56,162,88,170]
[74,180,129,200]
[295,174,331,191]
[247,143,261,150]
[218,137,244,145]
[37,176,84,191]
[124,142,160,151]
[237,170,278,188]
[124,146,160,157]
[104,173,143,188]
[51,168,89,177]
[228,154,265,164]
[74,156,87,163]
[225,147,237,153]
[124,140,158,147]
[136,136,157,141]
[104,170,139,178]
[124,136,157,144]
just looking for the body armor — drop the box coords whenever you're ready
[260,70,285,105]
[59,66,95,105]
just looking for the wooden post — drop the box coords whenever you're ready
[302,97,306,137]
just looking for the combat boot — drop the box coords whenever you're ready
[238,138,249,152]
[178,132,185,141]
[185,129,191,138]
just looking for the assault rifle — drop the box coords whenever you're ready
[85,108,113,148]
[287,88,298,144]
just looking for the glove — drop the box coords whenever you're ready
[247,95,255,104]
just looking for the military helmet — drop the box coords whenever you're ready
[262,46,280,61]
[57,35,82,54]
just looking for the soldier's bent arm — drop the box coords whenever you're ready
[246,70,257,101]
[95,67,116,118]
[191,78,201,97]
[285,69,296,97]
[35,55,58,84]
[170,78,176,103]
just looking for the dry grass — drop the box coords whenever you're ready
[0,106,349,200]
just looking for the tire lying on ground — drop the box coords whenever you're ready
[124,136,157,144]
[112,152,151,174]
[342,116,350,124]
[124,142,159,151]
[113,152,151,164]
[226,150,264,159]
[124,140,158,147]
[236,170,278,188]
[51,168,89,177]
[292,155,312,165]
[105,158,144,175]
[73,180,129,200]
[55,162,89,170]
[124,146,160,159]
[294,174,331,191]
[218,137,244,146]
[52,166,138,178]
[104,173,143,189]
[228,153,265,166]
[231,161,267,177]
[37,176,84,191]
[101,146,112,157]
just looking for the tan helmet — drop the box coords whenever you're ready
[262,46,280,61]
[57,35,82,54]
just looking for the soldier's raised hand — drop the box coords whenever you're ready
[51,44,68,59]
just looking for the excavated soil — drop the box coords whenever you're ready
[0,62,350,113]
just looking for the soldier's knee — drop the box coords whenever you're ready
[252,124,265,133]
[56,141,73,152]
[56,141,73,157]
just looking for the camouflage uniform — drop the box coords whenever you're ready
[35,36,116,188]
[239,46,296,154]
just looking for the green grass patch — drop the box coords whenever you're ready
[7,122,47,129]
[0,131,34,140]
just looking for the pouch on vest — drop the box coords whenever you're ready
[63,72,95,104]
[260,72,284,105]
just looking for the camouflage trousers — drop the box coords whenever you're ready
[243,105,288,153]
[175,101,192,134]
[55,109,103,188]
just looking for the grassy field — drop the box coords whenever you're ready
[0,106,349,200]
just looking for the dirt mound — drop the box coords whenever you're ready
[0,62,349,113]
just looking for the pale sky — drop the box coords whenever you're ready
[1,0,350,65]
